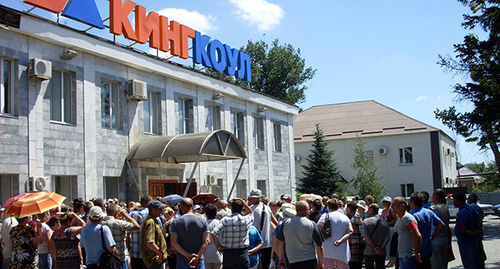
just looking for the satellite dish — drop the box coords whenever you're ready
[35,177,47,191]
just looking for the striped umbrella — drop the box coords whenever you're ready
[5,191,66,218]
[2,192,32,209]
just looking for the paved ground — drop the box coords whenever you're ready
[449,214,500,268]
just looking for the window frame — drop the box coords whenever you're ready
[273,121,282,152]
[207,104,221,131]
[0,57,16,116]
[254,116,264,150]
[401,183,414,197]
[399,147,413,164]
[101,79,121,129]
[233,110,245,145]
[50,69,75,124]
[178,97,194,134]
[144,90,160,134]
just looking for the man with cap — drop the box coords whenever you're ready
[141,200,168,269]
[170,198,210,269]
[271,204,296,268]
[453,192,484,269]
[248,189,274,269]
[130,195,152,269]
[80,206,117,269]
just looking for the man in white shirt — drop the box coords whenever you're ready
[248,189,274,269]
[1,214,18,269]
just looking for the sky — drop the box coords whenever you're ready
[6,0,495,164]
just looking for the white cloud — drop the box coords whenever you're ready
[415,96,448,102]
[416,96,428,101]
[156,8,217,34]
[228,0,284,32]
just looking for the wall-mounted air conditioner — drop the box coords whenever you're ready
[29,58,52,80]
[207,174,218,186]
[379,147,388,155]
[27,176,49,191]
[128,79,147,101]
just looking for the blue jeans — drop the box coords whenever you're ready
[38,253,52,269]
[222,249,249,269]
[399,256,417,269]
[177,259,205,269]
[121,260,128,269]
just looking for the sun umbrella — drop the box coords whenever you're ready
[5,191,66,218]
[2,192,32,209]
[162,194,183,204]
[192,193,218,206]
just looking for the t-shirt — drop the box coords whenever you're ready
[276,216,323,264]
[430,203,450,238]
[248,226,263,267]
[395,212,418,259]
[410,207,442,257]
[362,215,390,256]
[205,219,223,264]
[36,222,51,254]
[251,203,272,248]
[455,205,480,246]
[170,213,209,263]
[80,224,116,265]
[318,211,351,263]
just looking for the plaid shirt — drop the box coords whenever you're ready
[348,214,364,263]
[129,207,149,258]
[101,216,135,261]
[212,213,254,249]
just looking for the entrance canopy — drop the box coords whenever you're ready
[126,130,247,163]
[126,130,247,198]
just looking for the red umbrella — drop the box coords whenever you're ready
[2,192,32,209]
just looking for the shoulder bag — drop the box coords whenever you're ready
[99,225,122,269]
[322,213,332,239]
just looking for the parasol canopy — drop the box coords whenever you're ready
[5,191,66,218]
[162,194,183,204]
[2,192,32,209]
[192,193,217,206]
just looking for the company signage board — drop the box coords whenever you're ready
[23,0,252,82]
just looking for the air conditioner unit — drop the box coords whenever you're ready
[294,155,302,161]
[128,79,147,101]
[27,176,49,191]
[207,174,218,186]
[379,147,388,155]
[29,58,52,80]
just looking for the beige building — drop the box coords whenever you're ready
[294,100,457,199]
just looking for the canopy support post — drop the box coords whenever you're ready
[126,160,143,197]
[227,158,245,200]
[183,154,202,197]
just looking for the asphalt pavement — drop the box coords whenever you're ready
[449,214,500,268]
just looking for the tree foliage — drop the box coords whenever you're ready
[297,123,345,196]
[204,39,316,105]
[435,0,500,170]
[465,161,500,191]
[350,136,386,202]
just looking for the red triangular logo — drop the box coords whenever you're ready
[23,0,68,13]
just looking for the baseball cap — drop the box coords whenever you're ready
[89,206,104,220]
[147,200,167,210]
[283,208,297,218]
[249,189,263,198]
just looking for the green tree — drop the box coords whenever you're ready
[297,123,345,196]
[350,136,386,202]
[204,39,316,105]
[435,0,500,170]
[465,161,499,191]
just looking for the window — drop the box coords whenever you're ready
[179,98,193,134]
[236,179,247,199]
[211,178,224,200]
[257,180,267,197]
[104,177,120,199]
[50,69,75,123]
[101,80,120,129]
[399,147,413,164]
[233,111,245,144]
[0,174,17,205]
[207,104,221,131]
[401,183,414,197]
[254,117,264,149]
[54,176,77,201]
[273,121,282,152]
[144,91,160,134]
[1,58,15,115]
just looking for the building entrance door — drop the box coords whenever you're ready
[148,180,197,198]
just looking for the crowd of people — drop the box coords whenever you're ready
[0,188,488,269]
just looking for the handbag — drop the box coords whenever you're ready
[322,213,332,239]
[99,225,122,269]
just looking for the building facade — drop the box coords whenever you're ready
[294,101,457,199]
[0,5,297,204]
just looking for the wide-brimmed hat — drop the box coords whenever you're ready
[382,196,392,203]
[357,200,368,210]
[283,208,297,218]
[249,189,263,198]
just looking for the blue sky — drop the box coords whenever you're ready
[6,0,494,164]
